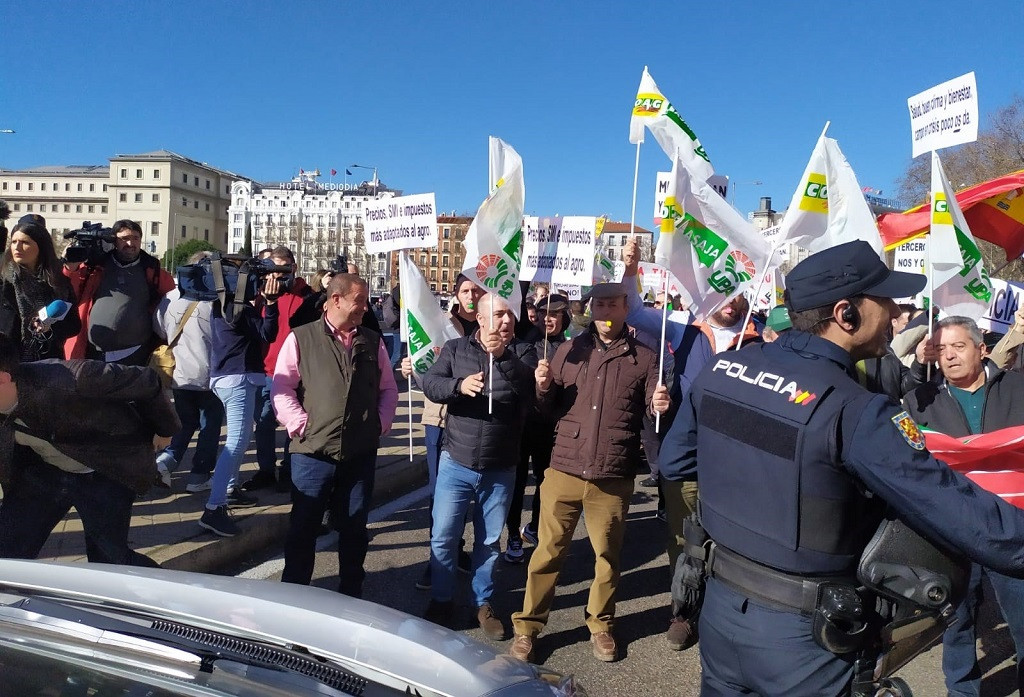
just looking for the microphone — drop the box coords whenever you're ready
[37,300,71,329]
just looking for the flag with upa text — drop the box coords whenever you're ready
[656,152,771,320]
[778,129,884,257]
[629,66,714,182]
[399,251,461,376]
[461,137,525,318]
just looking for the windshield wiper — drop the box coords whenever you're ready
[1,596,373,696]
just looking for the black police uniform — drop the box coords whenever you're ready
[664,329,1024,696]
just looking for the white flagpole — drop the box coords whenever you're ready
[488,309,494,415]
[736,243,781,350]
[408,374,414,461]
[398,251,414,461]
[629,141,642,238]
[927,224,935,382]
[655,270,669,433]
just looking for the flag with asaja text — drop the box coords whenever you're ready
[399,251,460,376]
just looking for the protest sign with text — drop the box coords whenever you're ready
[654,171,729,227]
[364,193,438,254]
[908,72,978,158]
[978,277,1024,334]
[521,215,597,285]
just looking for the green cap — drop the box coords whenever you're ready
[766,305,792,332]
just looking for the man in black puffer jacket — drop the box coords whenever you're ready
[421,292,538,640]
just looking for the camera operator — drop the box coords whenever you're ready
[63,220,175,365]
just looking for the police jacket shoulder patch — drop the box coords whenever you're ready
[891,410,925,450]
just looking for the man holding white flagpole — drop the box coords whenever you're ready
[420,292,537,638]
[509,282,670,663]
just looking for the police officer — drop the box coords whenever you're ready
[660,240,1024,696]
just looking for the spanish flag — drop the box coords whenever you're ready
[879,170,1024,261]
[924,425,1024,509]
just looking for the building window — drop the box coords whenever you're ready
[608,249,616,260]
[1,183,5,190]
[11,204,18,211]
[101,205,107,213]
[205,203,210,211]
[182,173,188,183]
[153,169,160,179]
[51,204,58,212]
[181,225,186,237]
[233,227,242,238]
[63,205,70,212]
[120,168,127,178]
[226,184,230,194]
[193,176,199,186]
[119,193,127,202]
[135,169,143,179]
[205,180,210,189]
[75,205,82,213]
[442,255,449,266]
[194,200,199,209]
[431,255,438,266]
[430,283,437,292]
[152,193,159,202]
[419,254,426,265]
[204,229,209,240]
[443,227,451,238]
[151,222,159,236]
[182,197,187,207]
[442,241,450,252]
[13,183,19,190]
[134,193,142,203]
[88,205,94,213]
[66,183,71,191]
[442,269,449,281]
[77,183,82,192]
[102,184,107,192]
[27,183,33,191]
[26,204,32,212]
[89,183,95,192]
[40,183,46,191]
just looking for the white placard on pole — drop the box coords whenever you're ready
[908,72,978,157]
[655,171,729,227]
[364,193,438,254]
[521,216,597,286]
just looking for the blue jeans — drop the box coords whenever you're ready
[160,388,224,476]
[424,424,443,493]
[943,562,1024,696]
[0,453,157,567]
[430,452,515,607]
[253,376,281,474]
[282,452,376,597]
[208,379,258,508]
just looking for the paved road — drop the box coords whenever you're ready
[237,479,1018,696]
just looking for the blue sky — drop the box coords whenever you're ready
[1,1,1020,226]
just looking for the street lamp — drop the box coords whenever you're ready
[730,179,763,208]
[349,163,378,197]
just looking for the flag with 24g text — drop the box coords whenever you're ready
[656,152,771,320]
[461,137,525,319]
[628,66,714,182]
[399,251,461,376]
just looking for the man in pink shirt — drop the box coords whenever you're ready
[272,273,398,598]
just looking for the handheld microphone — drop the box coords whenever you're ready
[37,300,71,329]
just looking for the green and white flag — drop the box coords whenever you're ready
[461,136,525,318]
[399,251,460,376]
[629,66,714,181]
[778,129,884,257]
[930,151,993,320]
[657,152,771,320]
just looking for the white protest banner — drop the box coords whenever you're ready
[562,285,583,300]
[979,278,1024,333]
[908,72,978,158]
[637,262,684,298]
[708,174,730,200]
[893,237,927,274]
[750,267,783,312]
[520,215,596,286]
[364,193,437,254]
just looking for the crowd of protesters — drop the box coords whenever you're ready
[0,213,1021,693]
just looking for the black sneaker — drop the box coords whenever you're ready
[240,470,277,492]
[414,563,432,590]
[227,489,259,508]
[199,506,239,537]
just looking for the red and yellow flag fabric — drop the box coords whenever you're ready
[879,170,1024,261]
[924,425,1024,509]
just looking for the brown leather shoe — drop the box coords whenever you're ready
[665,617,698,651]
[476,604,507,641]
[509,634,535,662]
[591,631,617,662]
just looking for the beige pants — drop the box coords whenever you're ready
[511,468,634,637]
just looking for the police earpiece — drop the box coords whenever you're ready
[841,303,859,329]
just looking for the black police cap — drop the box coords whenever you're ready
[786,240,925,312]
